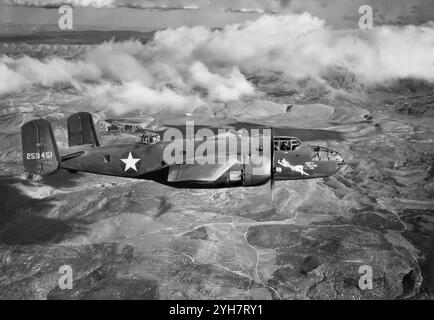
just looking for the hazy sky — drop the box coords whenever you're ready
[0,5,263,31]
[1,0,434,33]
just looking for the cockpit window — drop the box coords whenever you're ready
[274,137,302,151]
[141,132,161,144]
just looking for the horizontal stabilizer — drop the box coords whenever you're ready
[59,144,93,161]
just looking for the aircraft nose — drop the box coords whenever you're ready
[311,145,344,164]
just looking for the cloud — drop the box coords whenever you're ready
[151,13,434,83]
[0,63,28,94]
[86,81,203,115]
[1,13,434,113]
[189,62,255,101]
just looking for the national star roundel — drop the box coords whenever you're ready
[120,151,141,173]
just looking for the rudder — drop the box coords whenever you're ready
[21,119,60,176]
[67,112,100,147]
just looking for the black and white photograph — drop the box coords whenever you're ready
[0,0,433,304]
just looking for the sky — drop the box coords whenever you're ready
[1,0,434,33]
[0,6,263,32]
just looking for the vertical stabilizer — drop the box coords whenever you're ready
[67,112,100,147]
[21,119,60,176]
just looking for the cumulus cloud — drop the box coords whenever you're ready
[189,62,255,101]
[87,81,203,114]
[0,63,28,94]
[1,13,434,113]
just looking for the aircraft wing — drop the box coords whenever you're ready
[167,156,239,182]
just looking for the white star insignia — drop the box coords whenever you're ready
[121,152,140,172]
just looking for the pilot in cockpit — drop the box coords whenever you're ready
[281,141,290,151]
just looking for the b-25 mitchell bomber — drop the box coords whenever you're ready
[21,112,345,196]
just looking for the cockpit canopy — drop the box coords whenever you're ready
[274,136,302,151]
[141,132,161,145]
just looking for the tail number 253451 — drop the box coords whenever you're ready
[26,152,53,160]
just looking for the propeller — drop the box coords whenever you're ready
[270,173,275,203]
[270,129,275,204]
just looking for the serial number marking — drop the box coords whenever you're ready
[26,152,53,160]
